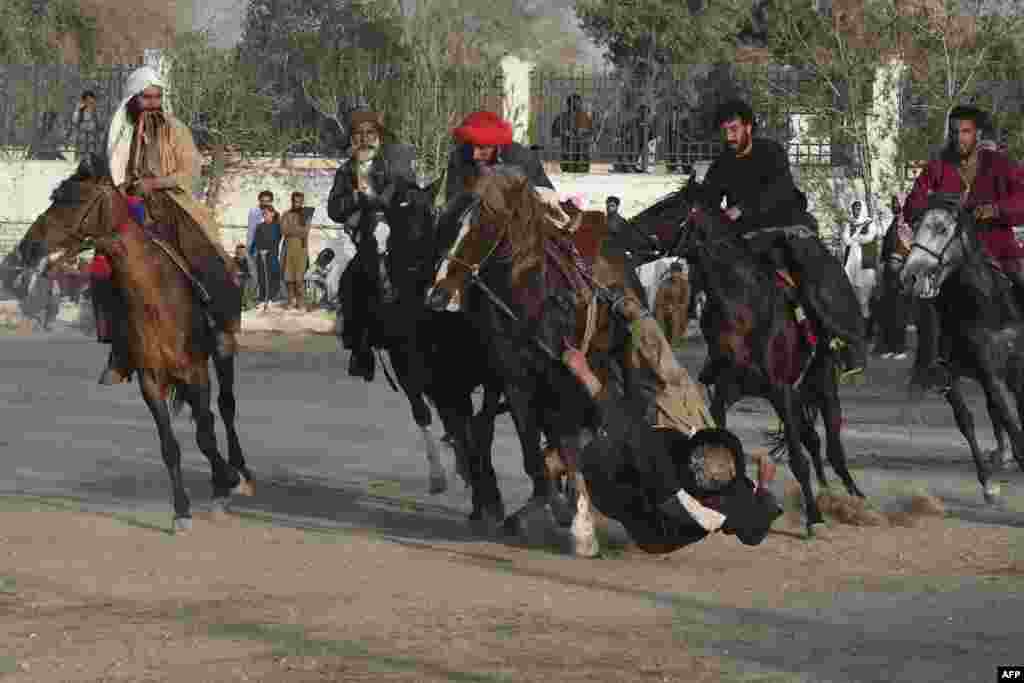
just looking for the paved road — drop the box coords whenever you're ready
[1,328,1022,683]
[1,327,1022,534]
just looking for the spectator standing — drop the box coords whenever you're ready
[250,206,282,304]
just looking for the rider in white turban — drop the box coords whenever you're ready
[96,65,241,385]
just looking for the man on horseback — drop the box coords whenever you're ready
[443,110,554,203]
[327,109,417,380]
[696,99,866,386]
[98,65,241,385]
[428,111,557,312]
[903,105,1024,393]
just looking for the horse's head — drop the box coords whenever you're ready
[5,154,124,297]
[900,192,972,298]
[428,169,572,310]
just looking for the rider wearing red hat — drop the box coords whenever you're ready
[444,110,554,202]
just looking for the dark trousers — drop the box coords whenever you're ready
[254,253,280,302]
[877,277,909,354]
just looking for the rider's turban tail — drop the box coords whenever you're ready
[107,66,166,188]
[452,111,514,147]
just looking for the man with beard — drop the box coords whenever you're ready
[696,99,866,387]
[443,110,554,203]
[327,110,417,380]
[98,65,241,385]
[903,105,1024,393]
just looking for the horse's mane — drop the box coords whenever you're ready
[50,154,113,204]
[473,170,572,286]
[627,182,693,245]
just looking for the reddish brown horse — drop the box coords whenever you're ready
[4,156,253,533]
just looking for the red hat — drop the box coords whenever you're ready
[452,111,513,147]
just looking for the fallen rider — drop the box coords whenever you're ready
[561,343,784,553]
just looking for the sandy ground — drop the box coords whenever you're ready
[1,305,1023,681]
[0,493,1021,683]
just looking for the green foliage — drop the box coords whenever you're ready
[574,0,750,69]
[895,0,1024,160]
[0,0,96,66]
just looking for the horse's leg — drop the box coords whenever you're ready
[138,371,191,532]
[944,379,998,502]
[986,396,1011,470]
[438,392,504,525]
[504,383,549,501]
[180,380,245,513]
[770,386,824,536]
[815,363,865,498]
[977,374,1024,478]
[388,346,447,494]
[569,471,600,558]
[798,403,829,491]
[212,354,254,488]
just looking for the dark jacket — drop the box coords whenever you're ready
[327,143,418,231]
[699,138,810,232]
[250,219,281,255]
[580,391,781,548]
[444,142,555,203]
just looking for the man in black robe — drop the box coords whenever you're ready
[328,110,418,380]
[562,342,783,551]
[697,99,865,386]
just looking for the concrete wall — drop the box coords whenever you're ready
[0,158,863,261]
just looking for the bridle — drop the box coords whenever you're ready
[905,207,969,293]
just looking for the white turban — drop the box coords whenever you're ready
[107,66,166,186]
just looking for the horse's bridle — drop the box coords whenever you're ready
[905,208,969,292]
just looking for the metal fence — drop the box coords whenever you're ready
[0,64,136,157]
[529,67,841,172]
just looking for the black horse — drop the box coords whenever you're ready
[429,170,649,556]
[632,178,864,537]
[900,193,1024,502]
[344,177,508,520]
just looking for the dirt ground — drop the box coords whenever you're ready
[0,492,1021,683]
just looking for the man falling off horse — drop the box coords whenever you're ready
[327,110,417,380]
[697,99,867,387]
[97,66,241,385]
[903,105,1024,394]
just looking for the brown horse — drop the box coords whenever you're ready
[429,171,701,556]
[5,156,253,533]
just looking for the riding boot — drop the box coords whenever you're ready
[909,298,949,394]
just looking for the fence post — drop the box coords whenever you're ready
[501,56,530,145]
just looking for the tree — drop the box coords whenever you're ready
[743,0,904,230]
[895,0,1024,161]
[0,0,96,65]
[167,30,314,211]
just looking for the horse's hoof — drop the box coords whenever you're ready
[572,527,600,558]
[986,450,1010,471]
[983,483,1001,504]
[428,474,448,495]
[210,497,232,519]
[549,493,575,527]
[173,517,193,534]
[234,477,255,497]
[806,521,830,540]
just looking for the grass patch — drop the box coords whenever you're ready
[231,509,353,544]
[491,623,518,639]
[0,655,18,675]
[0,576,16,594]
[205,621,512,681]
[367,480,401,497]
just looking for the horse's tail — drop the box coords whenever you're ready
[762,400,819,463]
[169,382,187,418]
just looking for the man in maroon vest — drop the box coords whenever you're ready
[903,105,1024,392]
